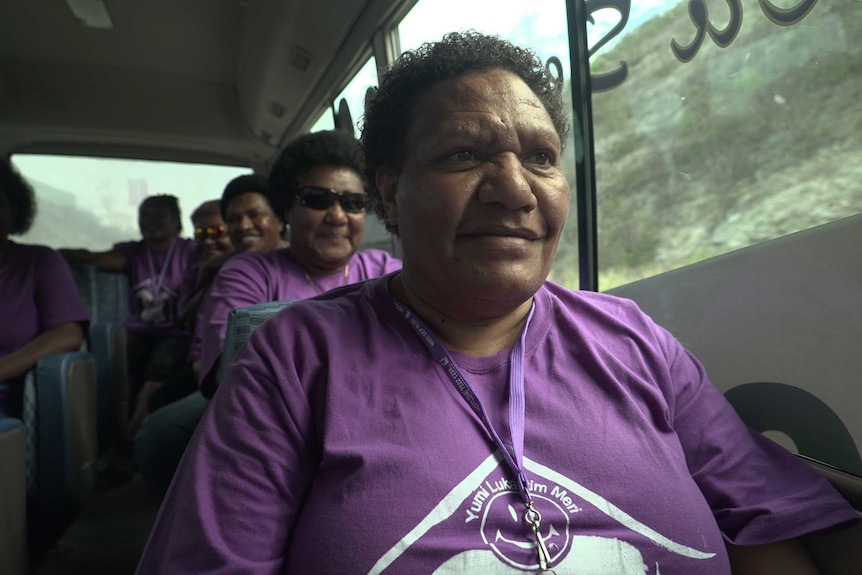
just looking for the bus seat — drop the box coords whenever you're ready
[201,300,295,399]
[68,263,127,326]
[22,351,98,514]
[725,383,862,574]
[724,382,862,476]
[215,300,296,385]
[68,264,129,449]
[69,262,98,323]
[93,268,128,325]
[802,461,862,575]
[89,322,130,451]
[0,418,28,575]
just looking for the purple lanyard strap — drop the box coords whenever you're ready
[145,236,177,298]
[392,298,555,571]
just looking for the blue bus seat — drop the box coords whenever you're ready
[68,263,130,449]
[0,417,28,575]
[69,262,98,323]
[22,351,98,514]
[89,322,130,450]
[68,263,127,326]
[218,300,296,384]
[93,268,128,325]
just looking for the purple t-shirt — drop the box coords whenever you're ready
[137,276,857,574]
[115,238,197,336]
[192,248,401,372]
[0,241,89,358]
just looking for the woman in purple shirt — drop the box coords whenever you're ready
[138,33,856,575]
[61,194,197,438]
[0,158,88,418]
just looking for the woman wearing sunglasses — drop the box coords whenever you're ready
[133,131,401,499]
[194,130,402,392]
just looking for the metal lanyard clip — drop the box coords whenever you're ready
[524,500,555,572]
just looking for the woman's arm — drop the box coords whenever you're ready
[726,538,821,575]
[0,321,84,381]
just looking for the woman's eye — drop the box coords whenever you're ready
[447,150,476,162]
[529,150,553,166]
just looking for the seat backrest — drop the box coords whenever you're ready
[89,323,129,450]
[23,352,98,513]
[0,418,28,575]
[94,268,128,325]
[69,262,98,323]
[218,300,296,383]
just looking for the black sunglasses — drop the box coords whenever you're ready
[295,187,370,214]
[194,225,227,240]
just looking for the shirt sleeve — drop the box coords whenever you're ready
[136,318,316,574]
[661,326,858,544]
[197,254,271,383]
[35,248,90,335]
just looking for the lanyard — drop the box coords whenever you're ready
[145,236,177,299]
[392,298,555,572]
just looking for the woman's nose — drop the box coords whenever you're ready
[477,153,537,212]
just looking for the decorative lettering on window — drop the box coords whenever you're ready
[587,0,631,92]
[587,0,820,91]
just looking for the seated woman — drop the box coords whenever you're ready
[195,129,402,391]
[133,198,235,421]
[135,174,288,497]
[60,195,197,439]
[0,158,88,419]
[137,33,857,574]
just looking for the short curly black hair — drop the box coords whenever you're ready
[0,157,37,235]
[361,31,568,235]
[219,174,275,221]
[267,130,364,220]
[140,194,183,234]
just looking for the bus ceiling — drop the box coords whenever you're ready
[0,0,414,167]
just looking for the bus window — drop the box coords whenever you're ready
[11,155,249,250]
[589,0,861,290]
[395,0,580,288]
[310,108,336,133]
[332,56,379,138]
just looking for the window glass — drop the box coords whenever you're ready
[310,108,336,133]
[396,0,579,288]
[589,0,861,290]
[11,154,249,250]
[332,56,379,138]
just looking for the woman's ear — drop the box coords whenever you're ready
[376,167,399,227]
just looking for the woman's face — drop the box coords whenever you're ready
[288,165,367,274]
[192,211,233,263]
[225,192,284,253]
[378,69,569,316]
[138,200,180,245]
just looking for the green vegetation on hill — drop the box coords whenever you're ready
[550,0,862,289]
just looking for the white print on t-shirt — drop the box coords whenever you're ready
[132,278,178,326]
[366,453,715,575]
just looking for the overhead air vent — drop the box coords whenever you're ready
[268,102,285,119]
[65,0,114,30]
[290,48,313,72]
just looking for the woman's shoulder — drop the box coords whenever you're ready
[176,236,197,256]
[354,248,402,274]
[5,241,66,266]
[222,248,288,272]
[541,280,645,316]
[537,281,667,343]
